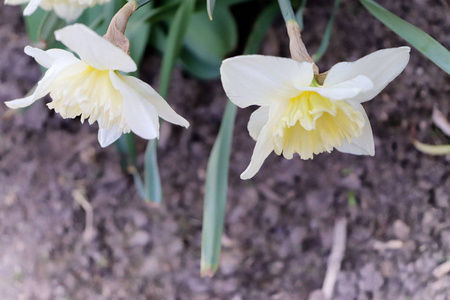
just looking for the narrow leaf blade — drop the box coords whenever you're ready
[144,0,195,204]
[360,0,450,74]
[201,102,236,277]
[159,0,196,97]
[312,0,340,62]
[200,3,279,277]
[145,139,162,204]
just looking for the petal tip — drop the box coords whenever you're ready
[240,172,251,180]
[4,100,16,109]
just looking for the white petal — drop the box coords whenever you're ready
[5,95,36,109]
[53,4,85,23]
[5,59,79,109]
[295,75,374,100]
[115,75,189,128]
[221,55,314,108]
[5,0,29,5]
[25,46,76,69]
[109,72,159,140]
[241,125,274,180]
[55,24,137,73]
[336,103,374,156]
[248,106,269,141]
[23,0,41,15]
[324,47,410,103]
[98,124,123,148]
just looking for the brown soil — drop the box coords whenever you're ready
[1,1,449,299]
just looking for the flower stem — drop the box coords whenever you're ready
[278,0,318,74]
[133,0,153,9]
[277,0,298,24]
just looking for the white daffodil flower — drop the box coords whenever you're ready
[5,0,110,22]
[5,24,189,147]
[221,47,410,179]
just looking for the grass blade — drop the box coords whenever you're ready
[312,0,340,62]
[144,0,195,204]
[159,0,196,97]
[295,0,307,30]
[145,139,162,203]
[360,0,450,74]
[201,101,236,277]
[200,2,279,277]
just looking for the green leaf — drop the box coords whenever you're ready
[116,133,138,169]
[360,0,450,74]
[200,2,279,277]
[201,101,236,277]
[78,0,125,35]
[24,7,46,43]
[180,49,222,80]
[312,0,340,62]
[243,3,279,54]
[143,0,195,205]
[25,9,65,48]
[145,139,163,203]
[159,0,196,97]
[115,133,146,198]
[181,5,237,79]
[143,1,181,24]
[126,2,153,67]
[185,6,237,65]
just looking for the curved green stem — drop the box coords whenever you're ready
[277,0,298,24]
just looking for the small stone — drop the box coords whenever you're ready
[263,204,279,226]
[380,260,395,278]
[220,251,242,276]
[358,263,384,292]
[131,211,148,228]
[308,290,325,300]
[269,261,284,275]
[435,188,449,208]
[441,230,450,249]
[289,226,307,246]
[128,230,150,247]
[393,220,411,240]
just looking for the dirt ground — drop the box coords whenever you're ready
[1,0,450,299]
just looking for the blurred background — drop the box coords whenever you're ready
[0,0,449,299]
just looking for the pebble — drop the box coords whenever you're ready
[393,219,411,240]
[128,230,150,247]
[435,187,449,208]
[358,263,384,292]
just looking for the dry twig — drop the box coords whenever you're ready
[322,217,347,300]
[72,189,95,243]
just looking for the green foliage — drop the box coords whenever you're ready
[200,2,279,277]
[25,9,65,48]
[312,0,340,62]
[158,0,196,97]
[142,0,195,204]
[181,5,237,79]
[145,139,163,203]
[360,0,450,74]
[201,101,236,277]
[127,2,153,68]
